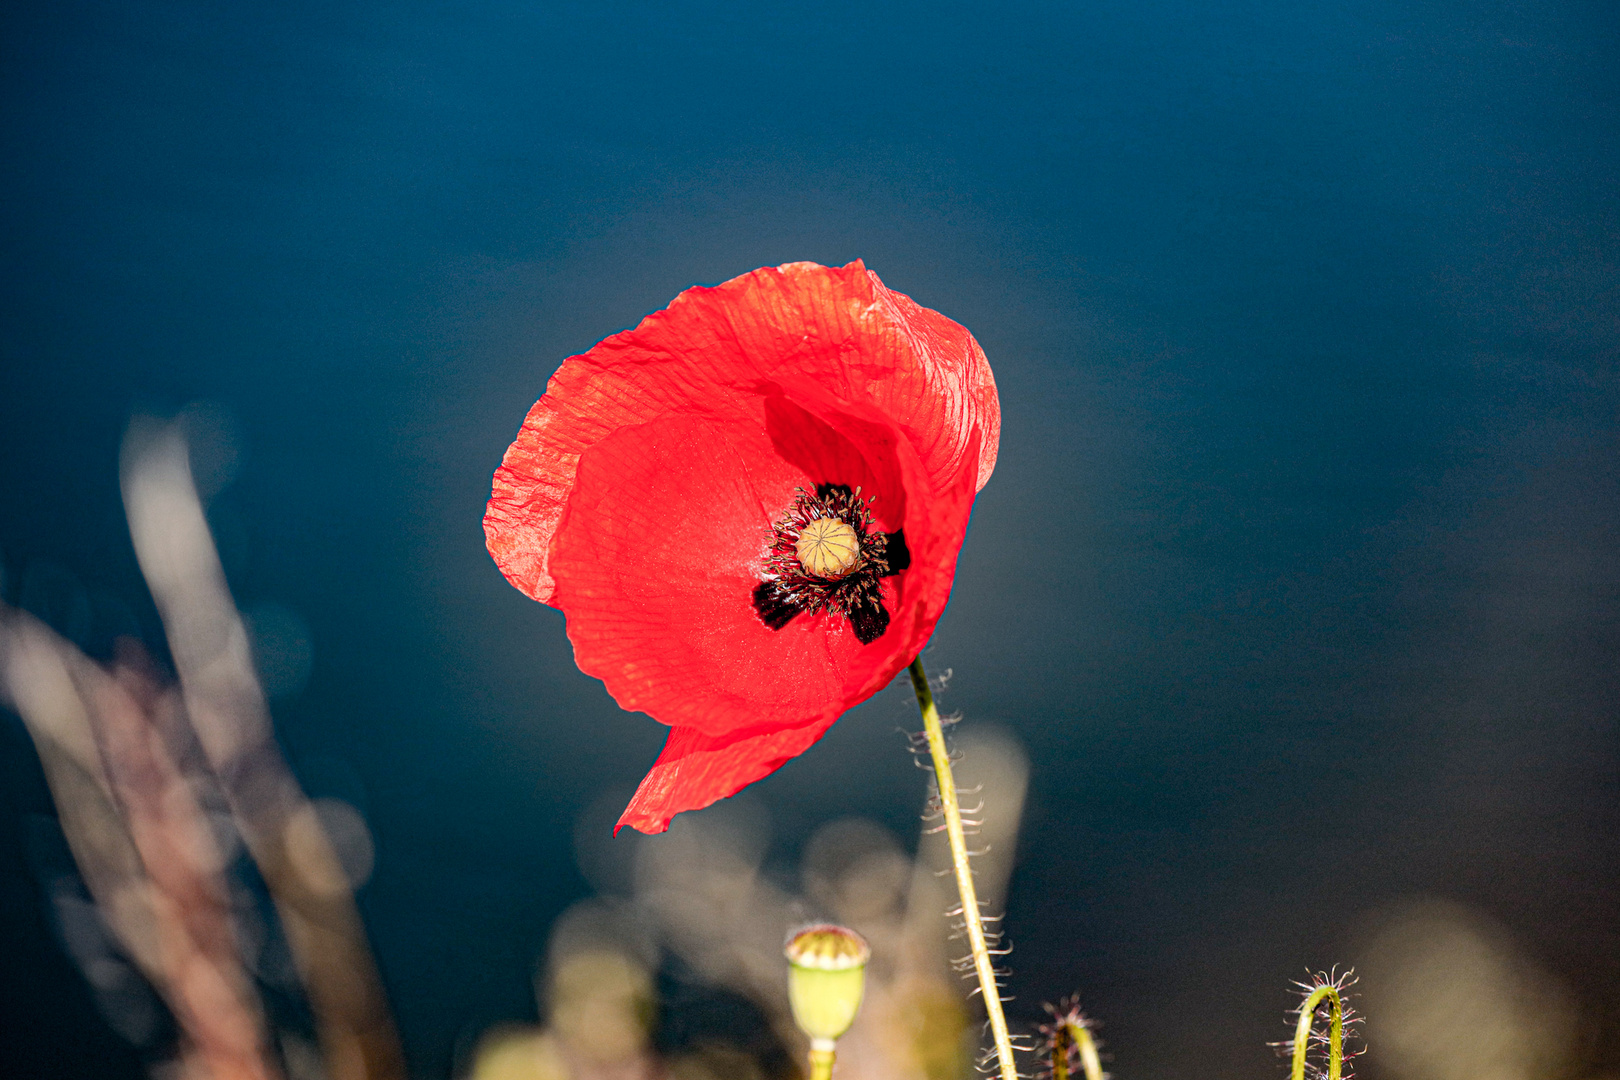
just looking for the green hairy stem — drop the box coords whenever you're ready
[908,657,1019,1080]
[1291,984,1345,1080]
[1050,1016,1104,1080]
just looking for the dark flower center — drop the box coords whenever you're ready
[752,483,910,644]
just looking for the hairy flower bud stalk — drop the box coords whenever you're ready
[786,925,870,1080]
[1292,983,1346,1080]
[1043,999,1104,1080]
[1271,970,1362,1080]
[908,657,1019,1080]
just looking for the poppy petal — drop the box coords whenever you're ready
[615,716,838,835]
[675,261,1000,494]
[549,385,951,740]
[485,261,997,605]
[611,432,980,833]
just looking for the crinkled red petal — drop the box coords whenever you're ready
[548,386,981,831]
[549,382,977,742]
[484,261,998,604]
[614,717,838,835]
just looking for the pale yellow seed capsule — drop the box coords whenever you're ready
[785,925,870,1047]
[795,518,860,579]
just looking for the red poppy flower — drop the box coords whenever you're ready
[485,260,999,834]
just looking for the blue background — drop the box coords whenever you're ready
[2,1,1616,1076]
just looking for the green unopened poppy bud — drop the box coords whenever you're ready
[785,924,870,1049]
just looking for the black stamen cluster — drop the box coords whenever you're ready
[752,483,910,644]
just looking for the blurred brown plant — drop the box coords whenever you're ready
[0,417,403,1080]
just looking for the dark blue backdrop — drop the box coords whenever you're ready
[2,1,1616,1077]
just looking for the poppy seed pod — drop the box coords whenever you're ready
[785,924,871,1047]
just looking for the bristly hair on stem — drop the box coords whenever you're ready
[906,656,1023,1080]
[1039,997,1106,1080]
[1268,969,1365,1080]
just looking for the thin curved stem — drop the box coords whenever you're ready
[909,657,1019,1080]
[1291,985,1344,1080]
